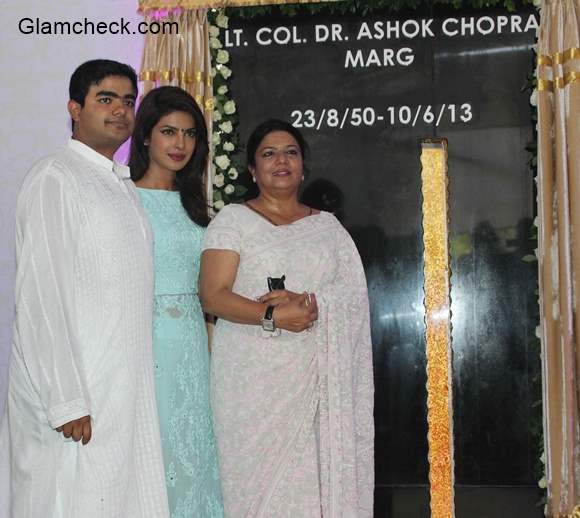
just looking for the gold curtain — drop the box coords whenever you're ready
[537,0,580,516]
[139,0,337,11]
[139,8,214,204]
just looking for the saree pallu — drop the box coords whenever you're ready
[203,204,374,517]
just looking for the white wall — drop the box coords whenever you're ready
[0,0,146,412]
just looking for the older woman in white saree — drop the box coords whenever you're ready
[200,119,374,517]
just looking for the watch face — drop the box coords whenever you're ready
[262,318,275,332]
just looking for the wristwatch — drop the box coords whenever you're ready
[261,305,276,332]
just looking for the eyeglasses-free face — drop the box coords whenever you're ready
[145,110,197,176]
[250,131,304,194]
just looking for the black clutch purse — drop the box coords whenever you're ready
[267,275,286,291]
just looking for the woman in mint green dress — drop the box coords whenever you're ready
[129,86,223,517]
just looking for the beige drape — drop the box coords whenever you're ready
[139,0,336,10]
[139,9,214,204]
[537,0,580,516]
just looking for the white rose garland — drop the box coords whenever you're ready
[208,10,246,210]
[216,50,230,64]
[215,155,230,170]
[224,100,236,115]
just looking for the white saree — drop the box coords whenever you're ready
[203,204,374,518]
[0,140,169,517]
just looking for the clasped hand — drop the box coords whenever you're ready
[258,290,318,333]
[56,415,92,445]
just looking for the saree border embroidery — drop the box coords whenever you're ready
[421,139,455,518]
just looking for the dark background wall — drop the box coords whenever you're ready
[226,5,542,516]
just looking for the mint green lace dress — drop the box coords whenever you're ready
[138,188,223,518]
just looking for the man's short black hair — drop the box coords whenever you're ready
[69,59,138,106]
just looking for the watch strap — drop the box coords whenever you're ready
[264,305,275,321]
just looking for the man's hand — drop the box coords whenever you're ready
[56,415,92,445]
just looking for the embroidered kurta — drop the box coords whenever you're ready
[0,140,169,517]
[203,204,375,518]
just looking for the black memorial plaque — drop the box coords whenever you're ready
[225,5,541,516]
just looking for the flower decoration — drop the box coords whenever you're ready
[208,9,247,210]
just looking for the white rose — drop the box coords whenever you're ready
[213,199,225,210]
[219,121,233,133]
[209,25,219,37]
[213,173,225,188]
[533,0,541,7]
[223,100,236,115]
[215,155,230,170]
[216,12,229,29]
[216,50,230,64]
[224,184,235,195]
[220,66,232,79]
[212,132,221,146]
[223,141,234,152]
[213,110,222,122]
[228,167,238,180]
[210,37,222,50]
[538,476,547,489]
[210,67,217,78]
[529,88,537,107]
[217,85,228,95]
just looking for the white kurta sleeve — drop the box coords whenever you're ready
[15,165,90,429]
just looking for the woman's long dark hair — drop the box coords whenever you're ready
[129,86,210,226]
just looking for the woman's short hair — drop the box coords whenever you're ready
[246,119,309,168]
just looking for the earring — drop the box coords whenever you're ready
[302,175,305,181]
[252,176,256,183]
[144,141,150,146]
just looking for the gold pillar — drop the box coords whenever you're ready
[421,139,455,518]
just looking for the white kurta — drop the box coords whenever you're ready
[0,140,169,517]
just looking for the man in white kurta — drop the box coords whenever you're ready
[0,60,169,517]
